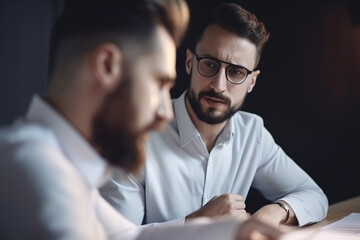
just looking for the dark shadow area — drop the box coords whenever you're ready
[0,0,62,125]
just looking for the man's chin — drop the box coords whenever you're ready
[196,109,232,125]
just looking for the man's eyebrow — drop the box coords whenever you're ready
[159,74,176,87]
[198,54,248,69]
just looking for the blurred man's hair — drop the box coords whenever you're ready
[49,0,189,79]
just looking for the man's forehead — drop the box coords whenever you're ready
[151,26,177,77]
[196,24,258,68]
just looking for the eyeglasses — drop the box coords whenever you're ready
[192,51,253,85]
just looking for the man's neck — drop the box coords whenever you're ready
[185,96,227,153]
[44,93,93,142]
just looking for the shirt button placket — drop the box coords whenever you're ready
[203,154,213,205]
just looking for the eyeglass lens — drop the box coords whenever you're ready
[198,58,248,84]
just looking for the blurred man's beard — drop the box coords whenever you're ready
[91,76,145,174]
[187,71,245,124]
[92,117,146,174]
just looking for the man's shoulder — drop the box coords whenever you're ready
[0,119,56,147]
[0,120,94,240]
[0,119,81,190]
[0,120,60,167]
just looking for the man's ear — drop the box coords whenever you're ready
[247,69,260,93]
[91,43,123,90]
[185,49,194,75]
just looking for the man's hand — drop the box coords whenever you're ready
[235,218,287,240]
[186,194,248,221]
[251,202,298,226]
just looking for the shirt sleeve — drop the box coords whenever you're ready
[252,123,329,226]
[135,218,239,240]
[100,169,146,225]
[100,169,188,227]
[97,184,239,240]
[95,190,141,240]
[0,139,108,240]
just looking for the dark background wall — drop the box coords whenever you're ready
[0,0,359,214]
[0,0,61,124]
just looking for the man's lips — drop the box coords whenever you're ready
[204,96,226,103]
[203,96,227,106]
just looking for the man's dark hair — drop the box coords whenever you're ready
[49,0,189,79]
[189,2,269,67]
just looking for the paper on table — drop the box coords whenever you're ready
[280,213,360,240]
[321,213,360,235]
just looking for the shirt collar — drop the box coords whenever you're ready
[173,91,201,146]
[174,91,235,146]
[26,95,112,188]
[217,116,234,144]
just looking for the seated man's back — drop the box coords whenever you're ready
[0,98,134,239]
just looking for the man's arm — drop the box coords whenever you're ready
[252,200,298,226]
[99,169,146,225]
[185,193,248,222]
[251,126,329,226]
[136,217,284,240]
[101,169,250,226]
[97,188,285,240]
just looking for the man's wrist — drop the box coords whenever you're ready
[273,201,290,224]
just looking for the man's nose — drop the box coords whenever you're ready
[157,89,174,122]
[209,67,227,92]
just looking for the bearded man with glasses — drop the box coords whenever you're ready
[101,2,329,228]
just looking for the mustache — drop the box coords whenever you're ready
[198,90,231,105]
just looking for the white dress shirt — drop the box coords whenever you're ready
[100,91,329,227]
[0,95,241,240]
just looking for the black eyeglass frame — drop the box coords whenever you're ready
[192,51,253,85]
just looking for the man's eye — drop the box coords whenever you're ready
[158,79,165,87]
[228,67,246,76]
[157,77,173,88]
[203,60,218,69]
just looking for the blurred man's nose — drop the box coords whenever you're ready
[157,89,174,122]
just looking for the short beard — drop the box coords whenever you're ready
[187,88,244,125]
[91,75,145,174]
[92,115,146,174]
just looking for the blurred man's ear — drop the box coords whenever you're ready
[91,43,123,90]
